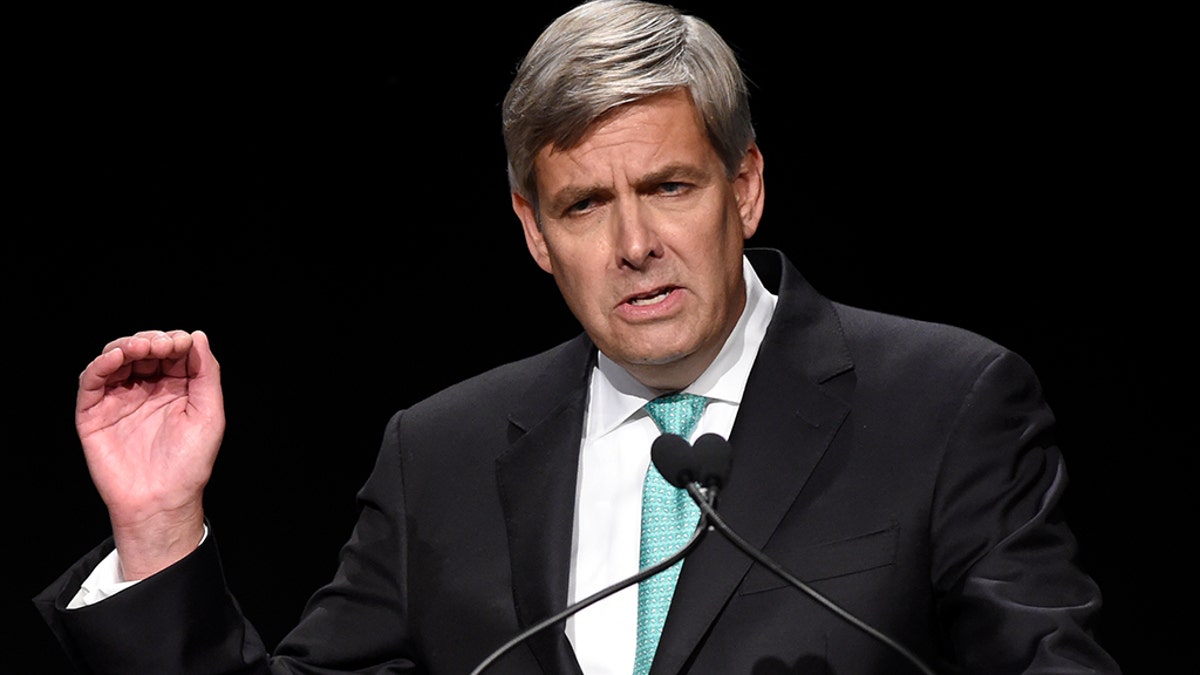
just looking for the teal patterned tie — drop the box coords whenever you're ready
[634,392,707,675]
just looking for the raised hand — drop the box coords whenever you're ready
[76,329,225,580]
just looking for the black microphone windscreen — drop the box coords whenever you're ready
[691,433,733,489]
[650,433,695,488]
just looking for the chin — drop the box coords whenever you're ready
[619,347,692,368]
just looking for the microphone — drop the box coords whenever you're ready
[676,435,939,675]
[651,432,732,497]
[468,434,721,675]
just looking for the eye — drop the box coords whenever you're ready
[658,181,689,195]
[563,192,611,218]
[567,198,594,214]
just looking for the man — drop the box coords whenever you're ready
[35,0,1120,672]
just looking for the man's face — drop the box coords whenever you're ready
[512,89,765,391]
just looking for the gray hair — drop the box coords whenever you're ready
[502,0,755,209]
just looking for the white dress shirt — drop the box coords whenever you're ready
[567,256,777,674]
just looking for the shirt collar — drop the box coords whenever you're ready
[587,255,778,439]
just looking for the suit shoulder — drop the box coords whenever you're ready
[834,302,1007,353]
[831,302,1032,383]
[396,333,593,425]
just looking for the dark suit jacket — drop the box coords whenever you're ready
[35,248,1120,674]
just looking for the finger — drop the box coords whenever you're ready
[146,330,193,360]
[159,330,197,378]
[107,330,183,356]
[101,334,148,360]
[128,333,165,377]
[77,347,130,411]
[130,358,162,378]
[114,331,191,377]
[82,330,195,402]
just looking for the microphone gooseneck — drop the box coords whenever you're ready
[468,457,718,675]
[471,433,938,675]
[682,436,939,675]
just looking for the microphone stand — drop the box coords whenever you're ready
[685,482,939,675]
[468,490,718,675]
[471,429,937,675]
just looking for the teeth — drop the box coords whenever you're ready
[629,290,670,306]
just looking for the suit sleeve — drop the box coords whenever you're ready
[33,530,273,674]
[929,349,1121,673]
[269,409,424,671]
[32,411,424,674]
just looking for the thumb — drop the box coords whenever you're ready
[187,330,225,419]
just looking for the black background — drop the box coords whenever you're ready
[9,2,1188,672]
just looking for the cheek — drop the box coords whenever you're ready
[545,249,602,310]
[544,230,608,282]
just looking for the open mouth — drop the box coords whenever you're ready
[626,287,674,306]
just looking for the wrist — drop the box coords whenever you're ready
[109,506,205,581]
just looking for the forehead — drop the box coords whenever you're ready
[533,90,720,193]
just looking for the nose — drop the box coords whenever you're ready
[613,201,662,270]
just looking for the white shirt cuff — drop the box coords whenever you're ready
[66,524,208,609]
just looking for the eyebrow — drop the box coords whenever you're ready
[634,163,714,190]
[546,185,604,214]
[545,162,716,212]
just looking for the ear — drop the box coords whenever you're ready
[732,143,765,240]
[512,191,554,274]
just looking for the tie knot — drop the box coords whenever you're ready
[645,392,707,439]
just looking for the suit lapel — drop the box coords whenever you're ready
[495,337,595,675]
[651,249,856,673]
